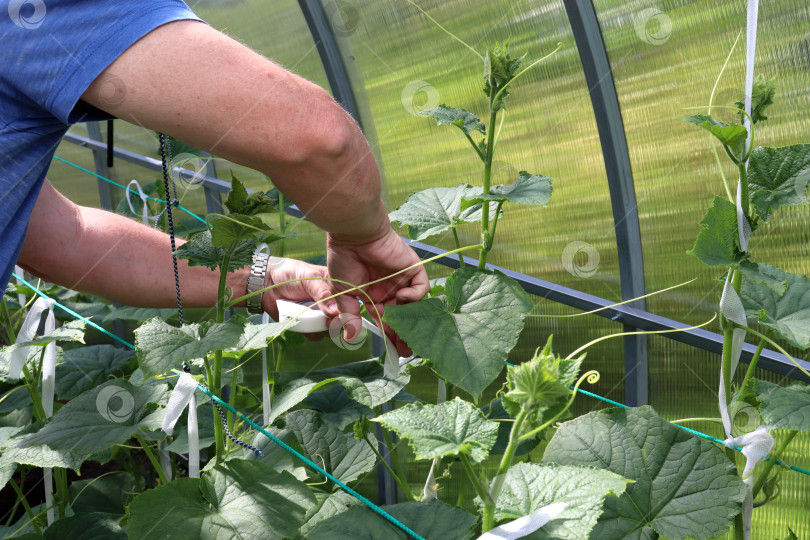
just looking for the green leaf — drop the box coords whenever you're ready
[68,474,137,515]
[543,406,747,539]
[224,173,249,214]
[684,114,748,160]
[0,427,20,488]
[389,185,497,241]
[384,268,533,399]
[20,381,169,454]
[502,347,583,418]
[55,345,134,400]
[175,230,256,272]
[753,379,810,432]
[126,460,315,539]
[374,397,498,463]
[748,144,810,221]
[299,491,358,537]
[2,320,86,352]
[780,527,799,540]
[235,321,288,351]
[461,171,553,209]
[240,427,307,481]
[166,402,216,454]
[735,74,776,125]
[279,358,410,409]
[266,378,339,425]
[210,213,270,248]
[1,422,86,472]
[688,196,743,267]
[308,500,476,540]
[484,41,524,111]
[102,305,177,323]
[43,513,126,540]
[485,463,630,540]
[135,317,245,378]
[304,385,374,430]
[737,260,788,296]
[740,264,810,349]
[286,409,376,485]
[422,105,485,134]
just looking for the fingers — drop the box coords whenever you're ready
[395,267,430,303]
[335,292,362,341]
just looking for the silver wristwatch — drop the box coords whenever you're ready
[246,247,270,315]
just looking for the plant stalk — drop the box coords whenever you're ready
[482,408,529,529]
[452,228,465,268]
[380,427,416,501]
[135,433,170,485]
[365,438,415,502]
[752,430,797,500]
[460,453,494,531]
[212,244,235,463]
[8,478,41,535]
[739,335,768,392]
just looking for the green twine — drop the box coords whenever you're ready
[52,155,207,224]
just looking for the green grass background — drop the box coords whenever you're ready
[49,0,810,536]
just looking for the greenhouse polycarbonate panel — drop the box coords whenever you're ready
[594,0,810,537]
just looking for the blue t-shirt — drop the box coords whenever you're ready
[0,0,201,291]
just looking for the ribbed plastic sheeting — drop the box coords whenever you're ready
[594,1,809,536]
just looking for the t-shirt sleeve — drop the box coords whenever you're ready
[30,1,203,125]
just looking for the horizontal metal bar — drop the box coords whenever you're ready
[62,132,232,193]
[62,134,810,382]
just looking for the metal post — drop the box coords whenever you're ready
[564,0,649,406]
[372,334,398,505]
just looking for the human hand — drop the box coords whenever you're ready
[327,227,429,355]
[261,259,338,324]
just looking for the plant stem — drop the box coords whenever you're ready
[8,478,41,535]
[463,132,486,162]
[364,438,416,502]
[380,428,416,501]
[452,229,465,268]
[740,335,769,391]
[460,453,494,531]
[482,408,529,529]
[0,298,17,343]
[479,93,498,270]
[135,432,170,485]
[752,430,797,500]
[22,362,47,422]
[738,162,750,218]
[54,468,68,520]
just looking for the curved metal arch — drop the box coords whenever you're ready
[563,0,649,406]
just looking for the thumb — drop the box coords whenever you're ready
[335,291,362,341]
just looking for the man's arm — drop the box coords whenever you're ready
[80,20,429,343]
[18,180,336,321]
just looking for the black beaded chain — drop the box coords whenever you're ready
[158,133,184,326]
[182,364,263,458]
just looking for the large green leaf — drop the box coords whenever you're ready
[748,144,810,221]
[688,196,743,267]
[684,114,748,160]
[374,397,498,463]
[462,172,553,209]
[304,384,374,430]
[485,463,630,540]
[753,379,810,432]
[279,358,409,409]
[740,264,810,349]
[308,500,476,540]
[174,230,256,272]
[42,513,126,540]
[735,74,776,125]
[265,378,339,425]
[126,460,315,539]
[0,320,86,355]
[423,105,485,134]
[0,426,20,488]
[135,318,245,378]
[55,345,134,400]
[737,260,788,295]
[210,213,280,248]
[1,423,87,472]
[20,381,169,454]
[241,427,307,481]
[102,305,177,323]
[299,491,358,537]
[389,185,497,241]
[68,474,137,515]
[384,268,533,399]
[235,321,288,351]
[543,406,747,540]
[286,409,376,485]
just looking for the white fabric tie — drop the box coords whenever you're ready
[162,373,200,478]
[724,425,773,540]
[9,298,57,524]
[719,275,748,437]
[126,180,157,225]
[476,502,567,540]
[261,312,272,426]
[360,317,401,379]
[13,266,27,312]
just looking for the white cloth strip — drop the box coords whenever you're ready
[162,373,200,478]
[719,275,748,438]
[725,425,773,540]
[126,179,156,225]
[359,317,401,379]
[13,266,26,312]
[476,502,567,540]
[743,0,759,157]
[8,297,54,379]
[737,180,752,252]
[261,312,272,426]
